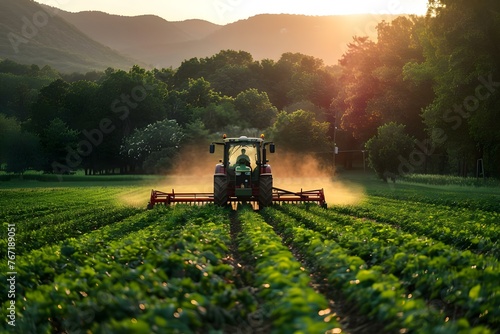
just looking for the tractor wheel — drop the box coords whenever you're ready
[214,175,228,206]
[258,175,273,208]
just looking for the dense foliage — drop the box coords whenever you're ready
[365,122,415,181]
[1,0,499,178]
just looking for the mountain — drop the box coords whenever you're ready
[2,0,403,72]
[0,0,137,73]
[51,8,400,68]
[202,14,398,66]
[52,9,222,65]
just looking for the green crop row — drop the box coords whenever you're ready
[335,196,500,257]
[237,208,341,333]
[1,205,260,333]
[262,206,493,334]
[0,208,175,298]
[0,187,142,220]
[279,204,500,330]
[0,187,148,256]
[0,206,142,256]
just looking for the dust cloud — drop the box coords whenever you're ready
[155,145,217,193]
[119,145,217,207]
[118,188,152,207]
[270,151,366,206]
[145,145,366,207]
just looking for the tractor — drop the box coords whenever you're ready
[210,134,275,207]
[148,134,326,209]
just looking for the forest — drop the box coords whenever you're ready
[0,0,499,179]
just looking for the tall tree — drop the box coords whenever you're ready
[371,16,433,139]
[40,118,79,172]
[333,36,381,142]
[334,16,432,144]
[28,79,70,134]
[410,0,500,176]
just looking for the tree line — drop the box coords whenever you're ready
[1,0,499,179]
[0,52,335,175]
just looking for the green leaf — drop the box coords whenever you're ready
[468,284,481,300]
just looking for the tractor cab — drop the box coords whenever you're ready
[209,135,275,206]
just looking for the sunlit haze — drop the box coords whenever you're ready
[35,0,428,24]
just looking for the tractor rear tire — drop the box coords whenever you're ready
[258,175,273,208]
[214,175,228,206]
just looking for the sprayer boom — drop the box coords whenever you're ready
[271,187,327,207]
[147,189,214,208]
[148,187,326,209]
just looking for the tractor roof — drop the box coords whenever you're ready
[224,135,264,143]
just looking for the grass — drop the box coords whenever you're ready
[335,171,500,212]
[399,173,500,187]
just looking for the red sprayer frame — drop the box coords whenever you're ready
[148,187,326,208]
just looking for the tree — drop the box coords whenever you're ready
[28,79,70,134]
[182,119,210,144]
[5,131,41,175]
[369,16,432,139]
[64,80,99,130]
[184,77,221,108]
[334,16,432,144]
[120,119,185,172]
[271,110,331,152]
[0,114,21,165]
[0,115,42,174]
[407,0,500,176]
[210,65,255,97]
[333,36,381,142]
[192,99,239,132]
[173,50,255,93]
[142,147,178,174]
[365,122,415,182]
[40,118,79,172]
[79,66,168,174]
[234,89,278,129]
[166,78,222,126]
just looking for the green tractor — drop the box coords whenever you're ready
[210,135,275,208]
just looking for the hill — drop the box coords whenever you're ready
[202,14,397,66]
[0,0,137,73]
[2,0,403,72]
[52,9,400,68]
[52,9,222,65]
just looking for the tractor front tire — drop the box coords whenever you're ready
[258,175,273,208]
[214,175,228,206]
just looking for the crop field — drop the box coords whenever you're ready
[1,176,500,333]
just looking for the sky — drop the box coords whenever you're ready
[35,0,429,25]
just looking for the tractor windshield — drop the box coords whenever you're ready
[228,142,258,168]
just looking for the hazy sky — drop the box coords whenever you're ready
[35,0,428,24]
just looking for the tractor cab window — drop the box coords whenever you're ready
[228,143,257,168]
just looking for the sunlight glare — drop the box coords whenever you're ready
[289,0,428,16]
